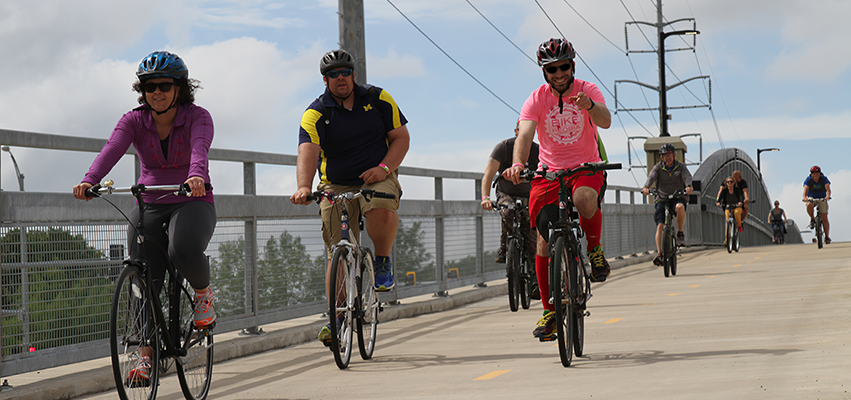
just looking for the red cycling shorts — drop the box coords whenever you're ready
[529,171,605,229]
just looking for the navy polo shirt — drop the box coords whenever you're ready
[299,84,408,185]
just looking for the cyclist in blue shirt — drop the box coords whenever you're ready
[803,165,832,244]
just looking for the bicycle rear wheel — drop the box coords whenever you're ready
[506,238,520,312]
[551,236,573,367]
[669,226,678,276]
[110,264,160,400]
[357,248,378,360]
[662,224,672,277]
[176,279,214,400]
[329,247,354,369]
[569,240,586,358]
[726,219,734,254]
[520,251,532,310]
[816,216,823,249]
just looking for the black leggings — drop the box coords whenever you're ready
[128,201,216,292]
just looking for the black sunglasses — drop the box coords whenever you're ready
[545,64,571,74]
[143,82,176,93]
[326,69,353,79]
[725,180,734,183]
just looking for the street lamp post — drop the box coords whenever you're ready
[2,146,25,191]
[757,148,780,178]
[658,29,699,137]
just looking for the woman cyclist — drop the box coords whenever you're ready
[72,51,217,385]
[716,176,743,244]
[767,200,787,243]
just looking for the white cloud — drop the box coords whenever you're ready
[367,48,426,78]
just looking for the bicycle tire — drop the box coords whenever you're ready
[816,216,823,249]
[357,248,378,360]
[520,250,532,310]
[670,229,678,276]
[726,219,734,254]
[110,264,160,400]
[506,238,520,312]
[662,224,672,277]
[329,247,354,369]
[552,236,573,367]
[176,279,214,400]
[570,240,586,358]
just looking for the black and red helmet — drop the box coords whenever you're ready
[537,38,576,67]
[810,165,821,173]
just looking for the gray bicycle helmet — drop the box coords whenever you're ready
[319,49,356,75]
[659,143,676,155]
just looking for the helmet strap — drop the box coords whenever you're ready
[154,95,178,116]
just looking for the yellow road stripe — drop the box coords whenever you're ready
[733,264,742,267]
[474,370,511,381]
[605,318,623,324]
[754,257,762,259]
[668,293,682,296]
[708,275,716,278]
[689,285,700,288]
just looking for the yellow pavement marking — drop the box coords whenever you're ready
[708,275,716,278]
[604,318,623,324]
[668,293,682,297]
[733,264,742,267]
[474,370,511,381]
[689,285,700,288]
[754,257,762,259]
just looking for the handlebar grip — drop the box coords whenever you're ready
[84,184,102,198]
[179,183,213,196]
[373,192,396,199]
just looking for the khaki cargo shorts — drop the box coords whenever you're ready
[317,171,402,256]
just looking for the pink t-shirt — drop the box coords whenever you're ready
[519,80,604,170]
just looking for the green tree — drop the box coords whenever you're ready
[257,231,323,309]
[208,238,247,318]
[0,227,111,355]
[394,221,434,284]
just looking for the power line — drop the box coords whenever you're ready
[560,0,626,54]
[464,0,537,65]
[385,0,520,114]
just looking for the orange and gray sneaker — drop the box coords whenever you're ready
[194,289,216,329]
[532,310,556,341]
[125,355,152,387]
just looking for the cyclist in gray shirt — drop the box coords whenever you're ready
[641,144,693,265]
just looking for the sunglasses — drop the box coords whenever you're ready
[325,69,353,79]
[143,82,175,93]
[725,180,734,183]
[544,64,572,74]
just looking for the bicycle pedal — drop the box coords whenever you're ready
[321,339,332,348]
[538,335,557,342]
[584,311,591,317]
[196,321,216,330]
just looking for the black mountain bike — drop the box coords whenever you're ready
[649,189,686,277]
[772,222,785,245]
[721,203,741,253]
[494,198,534,312]
[307,189,395,369]
[805,197,829,248]
[87,181,214,400]
[527,162,622,368]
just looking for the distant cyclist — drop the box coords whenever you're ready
[767,200,787,243]
[641,143,693,266]
[803,165,831,244]
[290,49,410,343]
[480,121,539,265]
[716,176,744,243]
[716,170,749,224]
[503,38,612,341]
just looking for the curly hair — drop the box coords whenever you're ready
[132,78,202,106]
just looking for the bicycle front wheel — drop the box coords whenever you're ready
[816,216,823,249]
[520,250,532,310]
[726,219,734,253]
[551,236,573,367]
[662,224,672,277]
[357,248,378,360]
[110,263,160,400]
[569,240,586,358]
[506,238,520,312]
[176,280,214,400]
[669,226,678,276]
[329,247,354,369]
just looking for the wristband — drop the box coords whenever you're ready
[512,163,524,169]
[378,163,390,173]
[588,99,595,110]
[482,196,490,201]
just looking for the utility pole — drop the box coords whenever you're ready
[615,0,709,171]
[338,0,367,85]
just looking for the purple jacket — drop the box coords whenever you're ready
[83,103,214,204]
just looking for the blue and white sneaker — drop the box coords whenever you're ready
[374,259,395,291]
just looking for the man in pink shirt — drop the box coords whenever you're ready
[503,38,612,341]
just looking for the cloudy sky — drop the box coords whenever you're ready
[1,0,848,242]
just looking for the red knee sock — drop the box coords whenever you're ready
[580,209,602,250]
[536,255,553,311]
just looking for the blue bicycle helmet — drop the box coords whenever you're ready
[136,51,189,81]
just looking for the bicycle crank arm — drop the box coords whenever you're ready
[178,342,215,366]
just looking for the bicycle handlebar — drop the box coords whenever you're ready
[525,162,622,181]
[647,189,687,199]
[85,181,212,198]
[804,197,830,202]
[306,188,396,204]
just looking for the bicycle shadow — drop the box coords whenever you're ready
[570,347,803,369]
